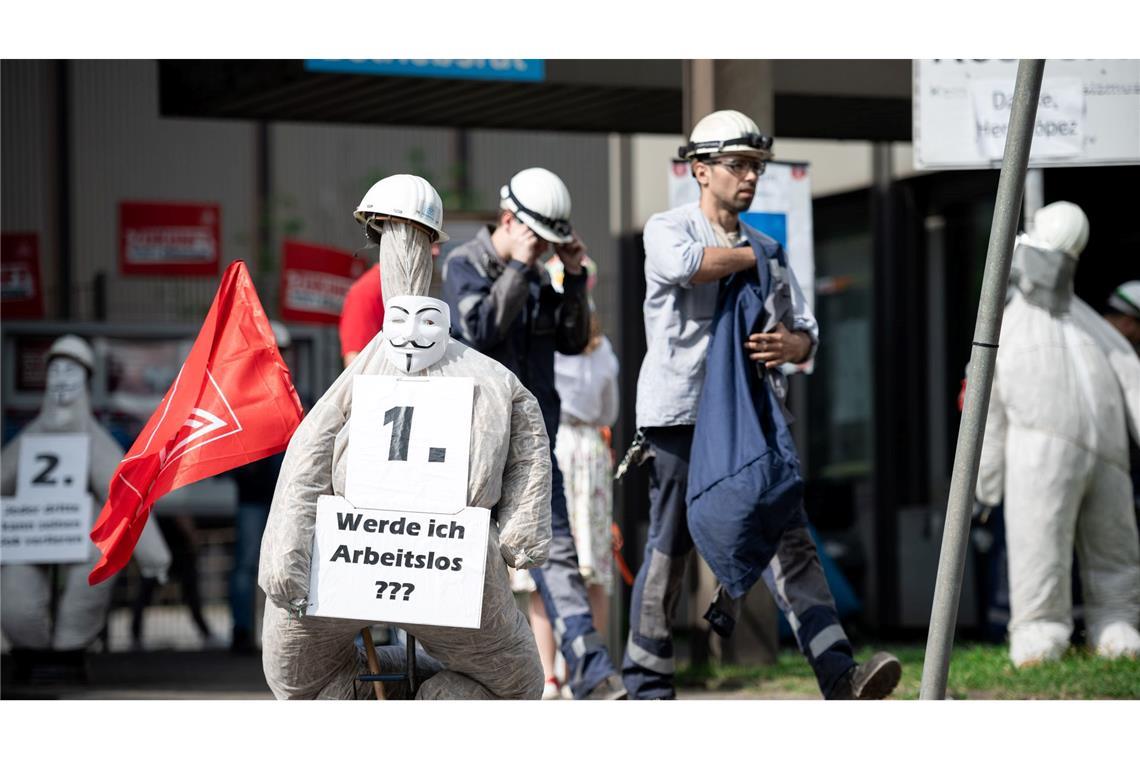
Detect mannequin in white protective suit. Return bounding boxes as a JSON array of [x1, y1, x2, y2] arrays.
[[259, 175, 551, 699], [977, 201, 1140, 667], [1, 335, 172, 679]]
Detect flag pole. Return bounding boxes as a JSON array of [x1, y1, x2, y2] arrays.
[[919, 59, 1045, 700]]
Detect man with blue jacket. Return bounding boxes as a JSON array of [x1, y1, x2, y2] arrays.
[[442, 167, 626, 699], [624, 109, 901, 700]]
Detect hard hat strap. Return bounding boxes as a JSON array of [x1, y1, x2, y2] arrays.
[[506, 185, 573, 238]]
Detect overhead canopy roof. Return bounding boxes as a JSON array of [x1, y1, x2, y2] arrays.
[[159, 60, 912, 141]]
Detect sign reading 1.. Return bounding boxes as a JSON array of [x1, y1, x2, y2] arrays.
[[309, 374, 489, 629], [345, 376, 473, 513], [1, 434, 93, 564]]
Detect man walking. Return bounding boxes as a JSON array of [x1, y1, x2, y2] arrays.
[[625, 110, 901, 700]]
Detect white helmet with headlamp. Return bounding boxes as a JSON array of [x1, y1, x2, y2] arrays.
[[679, 109, 774, 162]]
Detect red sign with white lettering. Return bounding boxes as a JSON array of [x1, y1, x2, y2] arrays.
[[1, 232, 45, 319], [279, 239, 368, 325], [119, 201, 221, 276]]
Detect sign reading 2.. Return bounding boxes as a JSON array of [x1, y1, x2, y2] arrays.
[[2, 433, 93, 565]]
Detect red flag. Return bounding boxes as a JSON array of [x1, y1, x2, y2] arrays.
[[88, 261, 304, 584]]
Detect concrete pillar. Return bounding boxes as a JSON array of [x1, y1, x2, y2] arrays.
[[715, 60, 775, 134], [681, 59, 781, 667], [683, 60, 775, 133]]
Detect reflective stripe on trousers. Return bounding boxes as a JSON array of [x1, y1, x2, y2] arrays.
[[622, 426, 856, 699], [529, 449, 618, 698]]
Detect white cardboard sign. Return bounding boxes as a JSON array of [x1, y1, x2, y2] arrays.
[[306, 495, 490, 628], [16, 434, 89, 498], [344, 375, 474, 514], [2, 434, 93, 564]]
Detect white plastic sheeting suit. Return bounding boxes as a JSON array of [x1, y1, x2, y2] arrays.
[[977, 202, 1140, 666], [1, 336, 172, 651], [259, 178, 551, 699]]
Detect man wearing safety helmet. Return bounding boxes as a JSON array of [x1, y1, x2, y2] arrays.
[[626, 110, 900, 699], [1103, 280, 1140, 532], [1104, 280, 1140, 352], [441, 168, 626, 699]]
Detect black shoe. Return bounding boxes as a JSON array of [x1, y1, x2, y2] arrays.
[[586, 674, 628, 700], [828, 651, 901, 700]]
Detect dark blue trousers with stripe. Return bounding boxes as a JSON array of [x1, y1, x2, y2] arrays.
[[621, 425, 856, 699]]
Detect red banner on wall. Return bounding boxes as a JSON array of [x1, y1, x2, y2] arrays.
[[119, 201, 221, 276], [1, 232, 45, 319], [279, 239, 368, 324]]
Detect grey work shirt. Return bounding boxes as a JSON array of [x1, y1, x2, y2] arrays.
[[635, 202, 819, 429]]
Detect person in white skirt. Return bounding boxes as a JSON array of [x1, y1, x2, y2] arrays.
[[513, 257, 620, 698]]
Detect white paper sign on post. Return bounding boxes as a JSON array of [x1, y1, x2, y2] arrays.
[[2, 434, 94, 565], [971, 77, 1084, 160], [344, 376, 474, 514], [306, 495, 490, 628], [914, 59, 1140, 169]]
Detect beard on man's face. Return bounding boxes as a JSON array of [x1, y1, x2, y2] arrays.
[[729, 195, 752, 213]]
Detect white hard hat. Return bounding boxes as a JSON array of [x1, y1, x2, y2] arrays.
[[354, 174, 448, 243], [500, 167, 574, 245], [680, 109, 774, 161], [1032, 201, 1088, 258], [47, 334, 95, 374], [1108, 281, 1140, 319], [269, 320, 292, 350]]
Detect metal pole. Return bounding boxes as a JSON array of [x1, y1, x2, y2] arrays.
[[919, 59, 1045, 700]]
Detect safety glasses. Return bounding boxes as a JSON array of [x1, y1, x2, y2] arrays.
[[703, 158, 767, 178]]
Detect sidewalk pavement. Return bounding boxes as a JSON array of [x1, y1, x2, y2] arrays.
[[1, 648, 806, 700]]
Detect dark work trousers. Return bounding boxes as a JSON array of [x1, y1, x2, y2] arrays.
[[131, 516, 212, 645], [528, 448, 618, 698], [621, 425, 857, 699]]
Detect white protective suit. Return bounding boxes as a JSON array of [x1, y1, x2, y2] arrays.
[[259, 217, 552, 700], [977, 204, 1140, 666], [1, 347, 172, 651]]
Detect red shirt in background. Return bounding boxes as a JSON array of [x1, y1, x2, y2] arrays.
[[338, 264, 384, 360]]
